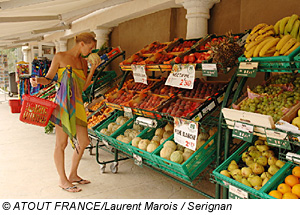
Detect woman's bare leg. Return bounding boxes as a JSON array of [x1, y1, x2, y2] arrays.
[[68, 125, 91, 184], [54, 124, 81, 192]]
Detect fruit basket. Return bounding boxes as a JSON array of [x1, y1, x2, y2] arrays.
[[212, 140, 289, 199], [129, 121, 172, 167], [105, 90, 136, 111], [139, 41, 170, 57], [152, 133, 217, 182], [123, 78, 160, 93], [94, 111, 131, 143], [110, 117, 148, 156], [238, 45, 300, 73], [150, 79, 180, 96], [262, 163, 300, 199]]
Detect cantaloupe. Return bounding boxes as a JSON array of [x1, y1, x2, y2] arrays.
[[108, 122, 117, 132], [132, 137, 141, 147], [164, 141, 177, 150], [147, 142, 159, 153], [155, 128, 164, 136], [138, 139, 150, 151], [177, 144, 185, 152], [198, 131, 209, 141], [163, 131, 173, 139], [160, 147, 175, 160], [152, 135, 162, 143], [160, 138, 166, 145], [133, 123, 144, 131], [170, 151, 184, 164], [183, 151, 193, 162], [164, 123, 174, 132], [122, 136, 132, 144]]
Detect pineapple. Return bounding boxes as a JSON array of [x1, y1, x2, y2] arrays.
[[210, 31, 244, 72]]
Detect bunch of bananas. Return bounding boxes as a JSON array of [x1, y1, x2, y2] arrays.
[[274, 14, 300, 40], [244, 16, 300, 58]]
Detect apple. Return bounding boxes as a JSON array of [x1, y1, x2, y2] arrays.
[[183, 56, 189, 64], [188, 54, 196, 63], [174, 56, 181, 64]]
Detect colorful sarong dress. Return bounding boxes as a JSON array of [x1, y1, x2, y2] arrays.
[[50, 66, 87, 149]]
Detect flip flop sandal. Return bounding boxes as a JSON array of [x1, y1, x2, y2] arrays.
[[60, 185, 82, 192], [74, 179, 91, 184]]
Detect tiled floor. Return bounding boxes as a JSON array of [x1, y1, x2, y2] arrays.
[[0, 94, 215, 199]]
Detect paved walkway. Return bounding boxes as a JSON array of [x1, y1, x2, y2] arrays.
[[0, 93, 215, 199]]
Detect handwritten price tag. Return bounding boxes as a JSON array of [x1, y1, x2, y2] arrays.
[[131, 65, 147, 85], [202, 63, 218, 77], [265, 129, 291, 150], [232, 122, 254, 142], [166, 64, 195, 89], [173, 117, 198, 151], [237, 62, 258, 78]]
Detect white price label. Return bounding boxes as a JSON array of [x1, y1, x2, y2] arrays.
[[229, 185, 248, 199], [237, 33, 249, 47], [131, 65, 147, 85], [239, 62, 259, 70], [202, 101, 216, 115], [123, 106, 133, 118], [166, 64, 195, 89], [265, 129, 287, 140], [174, 117, 198, 151], [234, 122, 254, 133], [133, 153, 143, 166], [202, 63, 217, 71]]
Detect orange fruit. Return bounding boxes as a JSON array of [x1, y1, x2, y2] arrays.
[[285, 175, 300, 187], [292, 166, 300, 178], [268, 190, 283, 199], [282, 192, 299, 199], [292, 184, 300, 198], [277, 183, 292, 194]]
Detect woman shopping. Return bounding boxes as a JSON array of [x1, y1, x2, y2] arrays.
[[30, 32, 101, 192]]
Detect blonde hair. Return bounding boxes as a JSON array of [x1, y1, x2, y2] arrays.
[[75, 32, 96, 44]]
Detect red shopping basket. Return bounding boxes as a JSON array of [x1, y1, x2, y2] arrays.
[[19, 94, 57, 127]]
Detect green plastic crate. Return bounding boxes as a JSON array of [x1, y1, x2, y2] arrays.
[[94, 111, 131, 143], [110, 117, 149, 156], [129, 121, 169, 167], [238, 45, 300, 72], [152, 133, 217, 183], [212, 141, 290, 199], [260, 164, 292, 199]]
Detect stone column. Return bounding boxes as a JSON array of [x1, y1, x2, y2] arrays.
[[59, 39, 67, 52], [54, 41, 60, 53], [182, 0, 220, 39], [21, 46, 29, 62], [93, 27, 112, 49], [38, 43, 43, 57]]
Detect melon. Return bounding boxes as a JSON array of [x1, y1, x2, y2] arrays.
[[155, 128, 164, 136], [146, 143, 159, 153], [184, 148, 194, 154], [198, 131, 209, 141], [170, 151, 184, 164], [111, 124, 121, 133], [100, 128, 111, 136], [160, 147, 175, 160], [160, 138, 166, 145], [122, 136, 132, 144], [164, 141, 177, 150], [133, 123, 144, 131], [177, 144, 185, 152], [128, 130, 140, 139], [152, 135, 162, 143], [116, 116, 124, 124], [183, 151, 193, 162], [108, 122, 117, 132], [163, 131, 173, 139], [116, 135, 125, 142], [132, 137, 141, 147], [196, 139, 206, 150], [119, 117, 129, 126], [164, 123, 174, 132], [138, 139, 150, 150]]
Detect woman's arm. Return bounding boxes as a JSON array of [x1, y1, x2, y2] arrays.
[[82, 59, 101, 91], [30, 54, 60, 87]]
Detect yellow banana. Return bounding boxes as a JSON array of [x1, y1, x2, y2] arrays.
[[280, 17, 290, 35], [286, 14, 299, 32], [284, 41, 300, 56], [284, 24, 289, 35], [249, 32, 259, 42], [253, 37, 274, 57], [266, 46, 276, 55], [259, 25, 274, 35], [250, 23, 268, 35], [274, 20, 281, 35], [276, 34, 292, 51], [260, 38, 280, 56], [280, 38, 297, 54], [297, 33, 300, 42], [246, 37, 267, 51], [255, 31, 274, 41], [274, 51, 280, 56], [290, 20, 300, 39], [245, 45, 256, 58]]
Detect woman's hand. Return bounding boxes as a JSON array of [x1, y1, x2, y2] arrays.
[[30, 77, 38, 87], [90, 58, 102, 72]]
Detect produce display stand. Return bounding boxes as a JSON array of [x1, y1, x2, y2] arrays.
[[85, 35, 247, 198], [211, 52, 300, 199]]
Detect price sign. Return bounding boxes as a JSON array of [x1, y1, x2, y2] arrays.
[[232, 122, 254, 142], [237, 62, 258, 78], [265, 129, 291, 150], [123, 106, 133, 118], [166, 64, 195, 89], [201, 101, 216, 116], [229, 185, 248, 199], [237, 33, 250, 47], [133, 153, 143, 166], [131, 65, 147, 85], [173, 117, 198, 151], [202, 63, 218, 77]]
